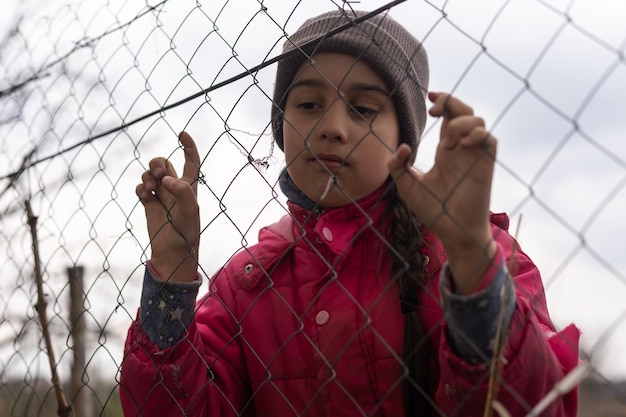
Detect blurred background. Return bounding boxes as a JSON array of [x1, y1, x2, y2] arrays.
[[0, 0, 624, 415]]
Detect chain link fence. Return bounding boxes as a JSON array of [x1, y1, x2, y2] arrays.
[[0, 0, 625, 415]]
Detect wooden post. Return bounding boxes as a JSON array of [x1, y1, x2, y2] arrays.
[[68, 265, 91, 417]]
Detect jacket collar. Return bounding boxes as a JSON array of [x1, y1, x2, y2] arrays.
[[278, 170, 446, 299], [284, 175, 392, 257], [279, 168, 321, 213]]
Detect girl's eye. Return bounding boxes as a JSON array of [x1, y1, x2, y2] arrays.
[[298, 102, 317, 110], [353, 106, 378, 118]]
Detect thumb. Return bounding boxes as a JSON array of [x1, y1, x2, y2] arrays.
[[387, 143, 413, 178], [161, 175, 197, 205], [387, 143, 427, 206]]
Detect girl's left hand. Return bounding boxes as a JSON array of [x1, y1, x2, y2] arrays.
[[388, 92, 497, 294]]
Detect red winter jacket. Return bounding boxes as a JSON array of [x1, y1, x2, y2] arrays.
[[121, 190, 580, 417]]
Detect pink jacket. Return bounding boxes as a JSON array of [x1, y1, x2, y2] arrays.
[[121, 191, 580, 416]]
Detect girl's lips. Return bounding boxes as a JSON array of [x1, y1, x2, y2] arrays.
[[313, 153, 348, 170]]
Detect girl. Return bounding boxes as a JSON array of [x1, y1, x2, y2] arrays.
[[121, 9, 579, 417]]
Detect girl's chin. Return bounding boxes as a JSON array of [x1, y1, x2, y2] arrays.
[[294, 175, 375, 208], [316, 188, 361, 208]]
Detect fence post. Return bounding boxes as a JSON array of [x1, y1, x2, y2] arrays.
[[68, 265, 91, 417]]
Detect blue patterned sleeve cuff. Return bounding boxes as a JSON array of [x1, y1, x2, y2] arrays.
[[440, 257, 516, 364], [139, 266, 202, 350]]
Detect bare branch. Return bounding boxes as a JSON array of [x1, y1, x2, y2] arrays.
[[25, 200, 73, 417]]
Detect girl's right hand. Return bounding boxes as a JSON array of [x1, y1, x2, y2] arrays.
[[136, 131, 201, 282], [387, 93, 497, 294]]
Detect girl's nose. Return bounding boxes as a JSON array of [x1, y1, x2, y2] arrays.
[[316, 98, 348, 143]]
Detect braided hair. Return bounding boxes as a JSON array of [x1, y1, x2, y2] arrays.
[[385, 185, 434, 417]]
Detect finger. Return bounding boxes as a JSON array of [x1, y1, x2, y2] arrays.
[[459, 127, 497, 154], [144, 159, 178, 204], [136, 183, 149, 202], [160, 175, 198, 214], [179, 131, 201, 192], [387, 143, 413, 174], [141, 169, 157, 192], [443, 116, 486, 149], [387, 143, 425, 189], [141, 165, 172, 192], [136, 182, 158, 206], [428, 92, 474, 119], [387, 144, 430, 216], [149, 157, 176, 180]]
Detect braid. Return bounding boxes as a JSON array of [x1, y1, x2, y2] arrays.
[[387, 186, 434, 417]]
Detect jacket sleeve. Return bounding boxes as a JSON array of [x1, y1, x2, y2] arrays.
[[435, 217, 580, 417], [120, 265, 252, 417], [440, 245, 516, 364]]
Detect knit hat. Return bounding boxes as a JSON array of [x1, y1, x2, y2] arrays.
[[271, 9, 429, 156]]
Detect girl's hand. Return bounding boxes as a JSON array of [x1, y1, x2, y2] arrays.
[[388, 92, 497, 294], [136, 131, 201, 282]]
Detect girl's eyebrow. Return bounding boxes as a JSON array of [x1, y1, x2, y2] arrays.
[[290, 78, 390, 97], [289, 78, 327, 92], [347, 82, 390, 97]]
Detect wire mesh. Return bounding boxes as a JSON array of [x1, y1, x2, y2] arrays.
[[0, 0, 625, 416]]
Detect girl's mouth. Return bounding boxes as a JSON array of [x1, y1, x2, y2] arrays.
[[313, 153, 348, 170]]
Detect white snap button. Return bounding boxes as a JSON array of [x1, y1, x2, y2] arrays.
[[244, 264, 254, 274], [423, 255, 430, 266], [321, 227, 333, 242], [315, 310, 330, 325]]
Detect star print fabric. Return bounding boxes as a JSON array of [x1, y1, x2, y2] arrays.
[[140, 264, 201, 349], [439, 253, 516, 364]]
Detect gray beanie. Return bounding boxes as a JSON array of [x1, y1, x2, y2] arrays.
[[271, 9, 429, 155]]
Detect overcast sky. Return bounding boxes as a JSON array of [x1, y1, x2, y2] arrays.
[[1, 0, 625, 388]]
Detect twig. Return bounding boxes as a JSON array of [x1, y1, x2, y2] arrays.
[[487, 214, 586, 416], [524, 363, 589, 417], [25, 200, 73, 417], [483, 215, 523, 417], [482, 275, 512, 417]]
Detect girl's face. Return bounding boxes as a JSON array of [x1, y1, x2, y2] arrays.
[[283, 52, 400, 208]]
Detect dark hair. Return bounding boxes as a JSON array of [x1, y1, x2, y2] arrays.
[[386, 185, 434, 417]]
